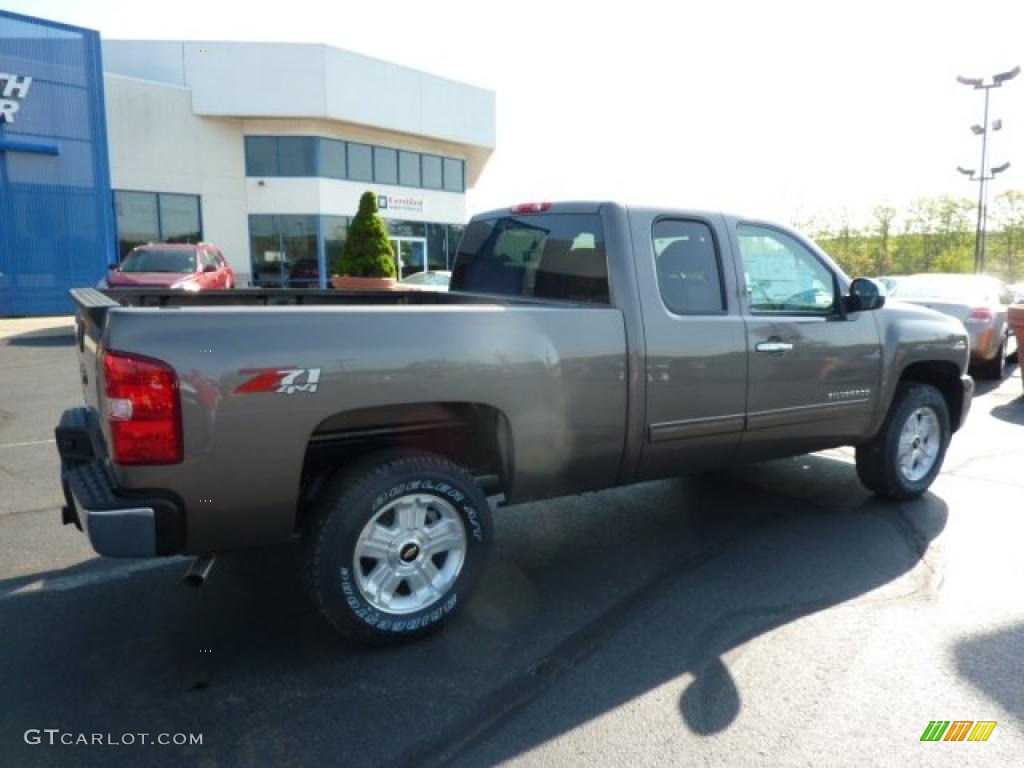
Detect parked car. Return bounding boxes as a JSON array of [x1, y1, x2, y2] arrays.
[[401, 270, 451, 291], [888, 273, 1016, 379], [58, 202, 973, 646], [101, 243, 234, 291], [877, 275, 905, 294]]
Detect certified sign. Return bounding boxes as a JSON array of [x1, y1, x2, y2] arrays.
[[0, 73, 32, 124], [377, 194, 424, 214]]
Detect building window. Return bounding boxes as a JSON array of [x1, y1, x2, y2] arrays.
[[114, 191, 202, 260], [244, 136, 316, 177], [159, 194, 202, 244], [421, 155, 443, 190], [348, 143, 373, 182], [324, 215, 350, 275], [321, 139, 347, 179], [244, 135, 468, 193], [373, 147, 398, 185], [248, 214, 320, 288], [443, 158, 464, 193], [399, 151, 420, 187], [244, 136, 277, 176], [277, 137, 317, 176]]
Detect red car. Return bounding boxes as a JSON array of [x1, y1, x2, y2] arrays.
[[102, 243, 235, 291]]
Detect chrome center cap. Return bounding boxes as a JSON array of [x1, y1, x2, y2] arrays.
[[398, 541, 421, 564]]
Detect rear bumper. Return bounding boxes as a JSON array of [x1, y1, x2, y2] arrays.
[[56, 408, 184, 557], [957, 374, 974, 431]]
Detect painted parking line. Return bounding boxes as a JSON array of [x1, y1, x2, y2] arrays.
[[0, 439, 56, 450]]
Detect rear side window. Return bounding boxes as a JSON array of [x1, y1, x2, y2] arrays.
[[450, 213, 609, 303], [653, 219, 725, 314]]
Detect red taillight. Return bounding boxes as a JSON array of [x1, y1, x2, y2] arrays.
[[511, 202, 553, 214], [103, 350, 182, 465], [967, 307, 994, 322]]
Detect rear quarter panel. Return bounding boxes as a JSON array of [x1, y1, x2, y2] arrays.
[[101, 304, 627, 552]]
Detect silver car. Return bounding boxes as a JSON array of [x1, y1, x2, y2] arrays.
[[889, 273, 1016, 379]]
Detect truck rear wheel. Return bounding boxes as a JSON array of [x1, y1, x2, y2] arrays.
[[303, 450, 492, 645], [855, 383, 950, 500]]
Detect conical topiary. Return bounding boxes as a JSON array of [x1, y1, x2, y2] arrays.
[[336, 191, 397, 278]]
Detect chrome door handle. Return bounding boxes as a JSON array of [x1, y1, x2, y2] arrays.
[[755, 341, 794, 353]]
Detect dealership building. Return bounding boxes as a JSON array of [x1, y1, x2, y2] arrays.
[[0, 10, 495, 315]]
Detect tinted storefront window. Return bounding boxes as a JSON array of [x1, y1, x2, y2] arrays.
[[399, 151, 420, 187], [158, 194, 201, 244], [114, 191, 202, 259], [348, 143, 373, 182], [421, 154, 443, 190], [249, 214, 320, 287], [277, 137, 316, 176], [114, 191, 159, 258], [373, 147, 398, 184], [244, 136, 277, 176], [321, 139, 346, 179], [324, 215, 349, 275], [443, 158, 464, 193]]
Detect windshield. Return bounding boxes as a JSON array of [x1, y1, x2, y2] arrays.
[[890, 275, 994, 303], [119, 249, 197, 274]]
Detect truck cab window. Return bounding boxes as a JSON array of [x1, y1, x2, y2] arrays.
[[451, 213, 609, 304], [652, 219, 724, 314], [737, 224, 836, 313]]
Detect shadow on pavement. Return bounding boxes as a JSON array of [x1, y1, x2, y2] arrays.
[[990, 397, 1024, 426], [954, 621, 1024, 721], [0, 454, 948, 768], [2, 326, 75, 348]]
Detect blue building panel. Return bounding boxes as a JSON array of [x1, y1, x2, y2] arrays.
[[0, 10, 114, 316]]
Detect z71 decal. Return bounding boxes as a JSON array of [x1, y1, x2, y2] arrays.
[[235, 368, 321, 395]]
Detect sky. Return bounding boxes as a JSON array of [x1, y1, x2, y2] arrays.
[[6, 0, 1024, 227]]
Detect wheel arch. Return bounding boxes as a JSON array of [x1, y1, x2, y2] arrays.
[[898, 361, 964, 433], [296, 401, 514, 528]]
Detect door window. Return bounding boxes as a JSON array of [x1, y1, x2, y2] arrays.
[[737, 224, 836, 314], [652, 219, 724, 314]]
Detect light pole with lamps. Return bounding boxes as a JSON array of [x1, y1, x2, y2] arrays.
[[957, 66, 1019, 273]]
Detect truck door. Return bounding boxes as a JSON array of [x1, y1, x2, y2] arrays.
[[731, 221, 882, 461], [633, 213, 748, 479]]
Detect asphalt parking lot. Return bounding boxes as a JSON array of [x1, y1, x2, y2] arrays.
[[1, 318, 1022, 768]]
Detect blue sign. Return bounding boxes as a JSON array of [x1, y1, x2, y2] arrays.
[[0, 10, 114, 316]]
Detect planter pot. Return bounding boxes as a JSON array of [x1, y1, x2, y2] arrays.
[[331, 274, 399, 291]]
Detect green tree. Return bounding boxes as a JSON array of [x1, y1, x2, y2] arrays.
[[335, 192, 396, 278]]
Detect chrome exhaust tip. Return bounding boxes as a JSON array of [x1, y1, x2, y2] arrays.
[[182, 554, 216, 588]]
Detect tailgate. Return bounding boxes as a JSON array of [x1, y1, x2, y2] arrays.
[[70, 288, 119, 411]]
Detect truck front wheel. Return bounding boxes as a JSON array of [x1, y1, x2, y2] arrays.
[[855, 383, 951, 500], [303, 450, 493, 645]]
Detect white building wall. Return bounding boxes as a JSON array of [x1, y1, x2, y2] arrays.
[[246, 179, 465, 224], [104, 74, 251, 278]]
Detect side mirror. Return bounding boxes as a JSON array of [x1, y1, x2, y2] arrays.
[[203, 264, 218, 273], [845, 277, 885, 312]]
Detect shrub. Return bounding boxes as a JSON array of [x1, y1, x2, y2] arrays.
[[335, 191, 396, 278]]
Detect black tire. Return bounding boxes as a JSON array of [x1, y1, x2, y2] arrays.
[[304, 450, 493, 645], [855, 383, 950, 500], [976, 341, 1006, 380]]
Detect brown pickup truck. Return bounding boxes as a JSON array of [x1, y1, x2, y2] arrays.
[[57, 202, 973, 645]]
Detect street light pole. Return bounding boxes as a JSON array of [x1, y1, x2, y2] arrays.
[[974, 87, 990, 272], [957, 66, 1019, 273]]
